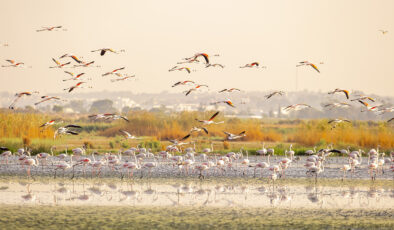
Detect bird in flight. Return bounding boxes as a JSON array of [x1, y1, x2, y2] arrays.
[[73, 61, 96, 68], [50, 58, 71, 68], [357, 100, 379, 112], [172, 80, 195, 88], [195, 111, 223, 125], [239, 62, 262, 68], [59, 54, 84, 64], [2, 59, 24, 67], [323, 102, 351, 110], [328, 119, 351, 129], [36, 26, 63, 32], [63, 72, 87, 81], [265, 91, 285, 99], [328, 89, 350, 99], [388, 117, 394, 123], [91, 48, 124, 56], [206, 63, 225, 68], [184, 84, 208, 96], [102, 67, 125, 76], [168, 66, 191, 73], [88, 114, 129, 122], [351, 95, 375, 102], [111, 75, 135, 82], [9, 91, 39, 110], [34, 96, 64, 106], [296, 61, 320, 73], [169, 134, 191, 146], [64, 82, 87, 93], [189, 126, 209, 135], [282, 104, 312, 112], [120, 130, 140, 140], [218, 88, 241, 93], [184, 53, 210, 64], [223, 131, 246, 141], [54, 125, 82, 139], [211, 100, 235, 108], [40, 119, 62, 129]]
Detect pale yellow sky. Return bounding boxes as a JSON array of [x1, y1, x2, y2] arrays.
[[0, 0, 393, 96]]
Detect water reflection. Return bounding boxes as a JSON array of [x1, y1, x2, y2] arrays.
[[0, 181, 392, 209]]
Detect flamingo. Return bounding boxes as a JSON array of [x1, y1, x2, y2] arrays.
[[120, 130, 140, 140], [63, 81, 87, 93], [54, 154, 74, 178], [205, 63, 224, 68], [195, 111, 223, 125], [0, 150, 12, 165], [23, 156, 39, 178], [172, 80, 195, 87], [296, 61, 320, 73], [91, 48, 124, 56], [189, 126, 209, 135], [218, 88, 241, 93], [102, 67, 125, 76], [211, 99, 235, 108], [253, 155, 270, 177], [265, 91, 285, 99], [50, 58, 70, 68], [59, 54, 83, 64], [239, 62, 262, 68], [36, 26, 63, 32], [9, 91, 39, 110], [34, 96, 63, 106], [282, 104, 312, 112], [241, 150, 250, 175], [2, 59, 24, 67], [328, 119, 351, 129], [223, 131, 246, 141], [328, 89, 350, 99], [184, 84, 208, 96], [63, 72, 86, 81], [168, 66, 191, 73], [111, 75, 135, 82], [324, 102, 351, 110], [54, 125, 82, 139]]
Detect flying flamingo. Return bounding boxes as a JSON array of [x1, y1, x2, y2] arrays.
[[64, 82, 88, 93], [265, 91, 285, 99], [239, 62, 263, 68], [36, 26, 63, 32], [9, 91, 39, 109], [211, 99, 235, 108], [63, 72, 87, 81], [296, 61, 320, 73], [34, 96, 63, 106], [102, 67, 125, 76], [223, 131, 246, 141], [111, 75, 135, 82], [59, 54, 83, 64], [282, 103, 312, 112], [206, 63, 224, 68], [2, 59, 24, 67], [172, 80, 195, 87], [169, 66, 191, 73], [328, 89, 350, 99], [184, 84, 208, 96], [218, 88, 241, 93], [50, 58, 70, 68], [91, 48, 124, 56], [195, 111, 223, 125]]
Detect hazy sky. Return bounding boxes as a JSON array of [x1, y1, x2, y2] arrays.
[[0, 0, 393, 96]]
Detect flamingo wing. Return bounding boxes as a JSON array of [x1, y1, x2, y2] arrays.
[[209, 111, 219, 121]]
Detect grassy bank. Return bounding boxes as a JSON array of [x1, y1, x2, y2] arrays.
[[0, 205, 392, 229]]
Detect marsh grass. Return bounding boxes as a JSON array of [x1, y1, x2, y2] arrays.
[[0, 205, 392, 229]]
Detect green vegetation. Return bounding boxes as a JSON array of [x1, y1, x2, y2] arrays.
[[0, 205, 392, 229]]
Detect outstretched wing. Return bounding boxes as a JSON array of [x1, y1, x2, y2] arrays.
[[209, 111, 219, 121], [65, 124, 82, 129], [202, 127, 209, 134], [309, 63, 320, 73], [179, 134, 191, 141]]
